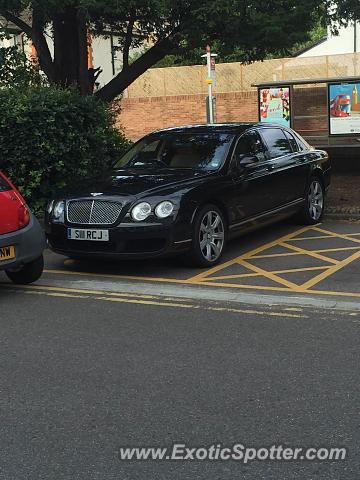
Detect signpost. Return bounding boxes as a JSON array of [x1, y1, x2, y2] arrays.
[[202, 45, 217, 124]]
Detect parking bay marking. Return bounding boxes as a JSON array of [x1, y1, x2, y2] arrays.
[[39, 224, 360, 299], [189, 225, 360, 295]]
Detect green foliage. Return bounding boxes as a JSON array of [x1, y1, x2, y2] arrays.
[[0, 86, 129, 213], [287, 22, 328, 57], [88, 0, 329, 62], [0, 0, 329, 99], [330, 0, 360, 26], [0, 44, 43, 88], [151, 20, 328, 67]]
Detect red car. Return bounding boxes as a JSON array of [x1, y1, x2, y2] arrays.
[[0, 171, 45, 284]]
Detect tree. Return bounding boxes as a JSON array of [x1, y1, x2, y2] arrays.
[[0, 86, 129, 213], [0, 42, 42, 88], [0, 0, 327, 102], [330, 0, 360, 29], [152, 21, 328, 68]]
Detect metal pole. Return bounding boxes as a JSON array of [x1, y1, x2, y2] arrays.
[[206, 45, 214, 124], [354, 21, 357, 53]]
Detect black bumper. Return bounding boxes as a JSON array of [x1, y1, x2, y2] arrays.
[[0, 215, 46, 271], [47, 222, 193, 259]]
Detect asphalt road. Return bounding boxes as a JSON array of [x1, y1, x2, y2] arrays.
[[0, 286, 358, 479]]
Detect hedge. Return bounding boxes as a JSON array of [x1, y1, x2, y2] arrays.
[[0, 86, 129, 214]]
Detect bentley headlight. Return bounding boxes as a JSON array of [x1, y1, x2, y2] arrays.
[[52, 200, 65, 223], [155, 201, 174, 219], [131, 202, 152, 221]]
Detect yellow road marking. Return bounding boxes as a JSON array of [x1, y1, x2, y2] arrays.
[[188, 279, 360, 298], [312, 226, 360, 245], [89, 296, 196, 309], [188, 226, 314, 282], [188, 224, 360, 294], [279, 242, 339, 265], [44, 268, 190, 285], [289, 234, 341, 241], [237, 258, 299, 289], [205, 306, 306, 318], [298, 248, 360, 290], [207, 266, 328, 281], [29, 224, 360, 299], [1, 283, 168, 299], [0, 284, 307, 318], [24, 290, 88, 299], [289, 232, 360, 241], [251, 246, 360, 260]]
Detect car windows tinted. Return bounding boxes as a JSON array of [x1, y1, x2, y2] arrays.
[[261, 128, 292, 158], [284, 130, 299, 152], [114, 133, 234, 171], [0, 175, 11, 192], [293, 132, 311, 151], [234, 131, 266, 162]]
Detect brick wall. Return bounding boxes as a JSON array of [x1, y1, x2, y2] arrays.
[[118, 86, 329, 142], [118, 91, 258, 141], [292, 86, 328, 136]]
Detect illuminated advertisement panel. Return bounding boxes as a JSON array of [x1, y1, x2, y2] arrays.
[[329, 82, 360, 135], [259, 86, 291, 128]]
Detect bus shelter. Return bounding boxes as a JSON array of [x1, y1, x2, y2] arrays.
[[253, 77, 360, 171]]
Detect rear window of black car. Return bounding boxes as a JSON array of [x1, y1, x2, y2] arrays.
[[114, 132, 234, 171], [293, 131, 311, 151], [0, 174, 11, 192], [260, 128, 292, 158], [284, 130, 299, 152]]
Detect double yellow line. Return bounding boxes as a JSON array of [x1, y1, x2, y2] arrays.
[[0, 283, 307, 319]]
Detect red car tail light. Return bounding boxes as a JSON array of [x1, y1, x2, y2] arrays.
[[18, 204, 30, 229]]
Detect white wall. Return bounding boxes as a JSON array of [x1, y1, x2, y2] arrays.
[[92, 35, 123, 88], [299, 23, 360, 57]]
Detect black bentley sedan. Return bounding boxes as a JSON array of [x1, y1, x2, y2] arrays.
[[46, 123, 331, 267]]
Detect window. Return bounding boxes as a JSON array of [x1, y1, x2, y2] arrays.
[[114, 133, 234, 171], [234, 130, 266, 162], [284, 130, 299, 152], [260, 128, 292, 158], [293, 131, 311, 151]]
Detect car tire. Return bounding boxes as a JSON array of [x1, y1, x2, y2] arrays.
[[188, 205, 227, 268], [297, 177, 325, 225], [5, 255, 44, 285]]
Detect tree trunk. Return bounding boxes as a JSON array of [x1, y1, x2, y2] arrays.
[[52, 6, 90, 93]]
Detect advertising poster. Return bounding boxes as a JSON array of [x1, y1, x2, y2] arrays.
[[329, 82, 360, 135], [259, 87, 291, 128]]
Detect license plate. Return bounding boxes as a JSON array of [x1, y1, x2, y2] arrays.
[[0, 245, 15, 261], [67, 228, 109, 242]]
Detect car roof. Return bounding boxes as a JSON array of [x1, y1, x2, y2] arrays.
[[152, 122, 286, 135]]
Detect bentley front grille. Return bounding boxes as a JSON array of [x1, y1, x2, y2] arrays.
[[66, 200, 122, 225]]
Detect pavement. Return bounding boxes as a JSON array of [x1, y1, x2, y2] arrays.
[[326, 174, 360, 219], [0, 218, 359, 479]]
